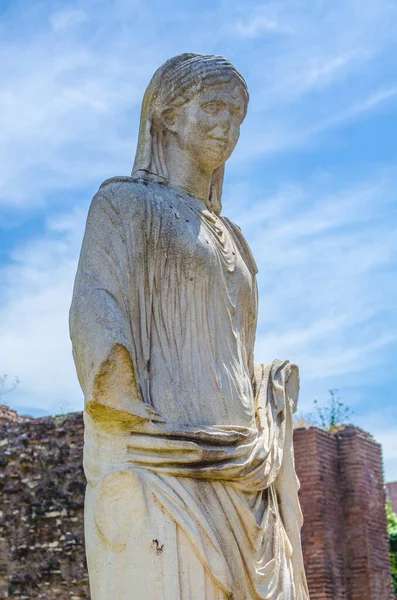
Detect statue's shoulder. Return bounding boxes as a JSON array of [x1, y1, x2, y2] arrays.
[[99, 175, 137, 191], [97, 175, 150, 204], [90, 176, 156, 218]]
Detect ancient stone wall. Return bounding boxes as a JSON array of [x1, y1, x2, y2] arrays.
[[0, 407, 88, 599], [0, 407, 393, 599]]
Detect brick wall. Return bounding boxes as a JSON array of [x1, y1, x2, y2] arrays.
[[386, 482, 397, 514], [294, 425, 393, 600], [294, 428, 347, 599], [0, 407, 393, 599]]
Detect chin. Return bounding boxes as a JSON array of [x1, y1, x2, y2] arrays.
[[202, 147, 230, 169]]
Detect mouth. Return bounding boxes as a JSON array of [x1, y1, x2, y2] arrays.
[[208, 137, 229, 148]]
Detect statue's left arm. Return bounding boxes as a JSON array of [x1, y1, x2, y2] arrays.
[[254, 361, 310, 599], [275, 365, 310, 599]]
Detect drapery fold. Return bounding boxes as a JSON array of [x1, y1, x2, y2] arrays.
[[83, 359, 308, 599]]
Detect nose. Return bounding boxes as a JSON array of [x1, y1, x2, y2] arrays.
[[215, 108, 232, 135]]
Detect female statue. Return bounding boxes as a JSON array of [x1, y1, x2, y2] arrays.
[[70, 53, 309, 600]]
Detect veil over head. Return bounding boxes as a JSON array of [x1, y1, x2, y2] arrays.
[[132, 53, 249, 214]]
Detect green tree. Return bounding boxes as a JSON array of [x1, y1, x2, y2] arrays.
[[387, 501, 397, 595], [310, 388, 354, 431]]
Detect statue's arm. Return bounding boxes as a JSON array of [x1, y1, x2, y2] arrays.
[[69, 184, 146, 423]]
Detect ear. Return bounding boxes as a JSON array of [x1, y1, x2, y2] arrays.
[[160, 107, 179, 133]]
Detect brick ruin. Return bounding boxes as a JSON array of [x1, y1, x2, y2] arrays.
[[0, 406, 393, 599], [295, 425, 393, 599], [386, 481, 397, 514]]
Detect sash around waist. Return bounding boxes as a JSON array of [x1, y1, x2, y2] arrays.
[[83, 409, 284, 492]]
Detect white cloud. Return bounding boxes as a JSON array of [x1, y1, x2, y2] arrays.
[[233, 0, 397, 99], [234, 84, 397, 160], [224, 0, 397, 162], [0, 208, 85, 414], [0, 1, 177, 209], [0, 37, 144, 207], [316, 86, 397, 129], [231, 172, 397, 387], [234, 14, 293, 38], [356, 407, 397, 481], [1, 0, 397, 210]]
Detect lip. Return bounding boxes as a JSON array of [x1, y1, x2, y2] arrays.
[[209, 137, 229, 146]]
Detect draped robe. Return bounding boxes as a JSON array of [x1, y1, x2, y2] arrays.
[[69, 177, 309, 600]]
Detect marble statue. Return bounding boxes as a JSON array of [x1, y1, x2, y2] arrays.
[[70, 53, 310, 600]]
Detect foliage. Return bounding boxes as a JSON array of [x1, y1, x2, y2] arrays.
[[0, 374, 20, 404], [309, 389, 354, 432], [387, 501, 397, 595]]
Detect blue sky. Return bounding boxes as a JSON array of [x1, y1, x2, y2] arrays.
[[0, 0, 396, 480]]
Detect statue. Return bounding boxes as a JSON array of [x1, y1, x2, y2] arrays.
[[70, 53, 310, 600]]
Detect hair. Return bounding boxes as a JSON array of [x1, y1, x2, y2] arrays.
[[131, 53, 249, 214]]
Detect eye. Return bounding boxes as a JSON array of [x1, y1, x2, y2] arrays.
[[201, 100, 223, 115], [230, 106, 244, 122]]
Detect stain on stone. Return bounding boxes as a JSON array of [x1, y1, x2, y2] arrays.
[[151, 539, 164, 554]]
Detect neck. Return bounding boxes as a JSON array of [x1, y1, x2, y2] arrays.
[[163, 135, 212, 208]]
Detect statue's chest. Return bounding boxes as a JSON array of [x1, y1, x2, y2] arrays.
[[156, 196, 253, 303]]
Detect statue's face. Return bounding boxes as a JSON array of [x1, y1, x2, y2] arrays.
[[166, 81, 246, 174]]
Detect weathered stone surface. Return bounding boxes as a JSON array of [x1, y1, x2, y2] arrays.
[[0, 407, 89, 599]]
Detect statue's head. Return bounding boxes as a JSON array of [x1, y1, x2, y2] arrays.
[[132, 53, 249, 213]]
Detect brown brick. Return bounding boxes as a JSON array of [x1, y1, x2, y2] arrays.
[[294, 425, 393, 600]]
